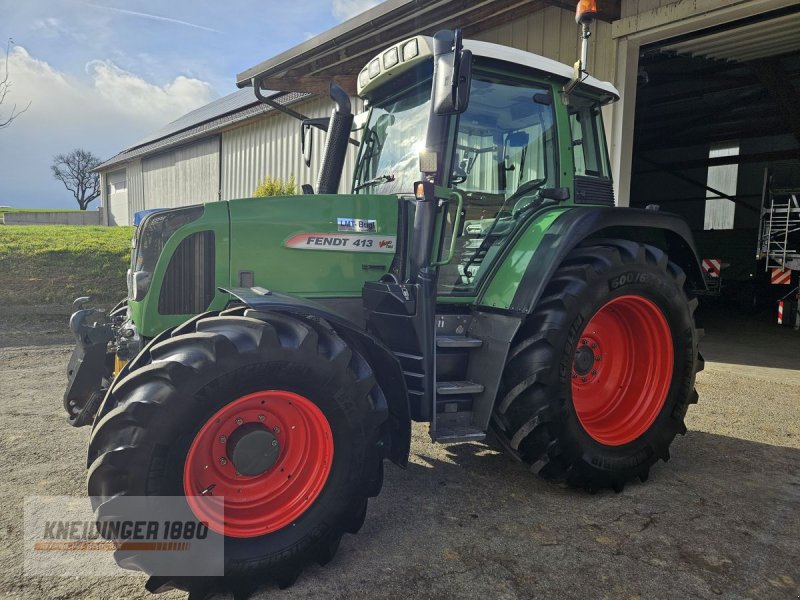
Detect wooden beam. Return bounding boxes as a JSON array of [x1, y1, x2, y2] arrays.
[[300, 0, 548, 79], [240, 0, 568, 94], [635, 156, 758, 213], [634, 121, 789, 152]]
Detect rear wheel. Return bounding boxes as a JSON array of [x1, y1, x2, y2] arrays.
[[87, 309, 387, 593], [492, 239, 701, 490]]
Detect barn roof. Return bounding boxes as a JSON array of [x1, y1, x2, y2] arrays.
[[96, 89, 309, 172]]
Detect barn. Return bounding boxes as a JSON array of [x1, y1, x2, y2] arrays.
[[96, 0, 799, 311]]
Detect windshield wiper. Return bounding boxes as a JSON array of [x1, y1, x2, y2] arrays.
[[354, 173, 395, 191]]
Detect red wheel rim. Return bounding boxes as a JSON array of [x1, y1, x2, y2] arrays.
[[183, 390, 333, 538], [571, 295, 673, 446]]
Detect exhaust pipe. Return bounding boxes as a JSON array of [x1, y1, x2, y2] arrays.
[[316, 83, 353, 194]]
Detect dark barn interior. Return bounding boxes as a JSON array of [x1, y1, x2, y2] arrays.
[[629, 6, 800, 316]]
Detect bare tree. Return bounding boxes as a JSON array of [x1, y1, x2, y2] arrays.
[[51, 149, 102, 210], [1, 38, 31, 130]]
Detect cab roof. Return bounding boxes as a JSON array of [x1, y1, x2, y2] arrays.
[[356, 35, 618, 102], [465, 39, 619, 101]]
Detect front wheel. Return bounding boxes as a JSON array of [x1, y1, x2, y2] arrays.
[[492, 239, 701, 490], [87, 309, 387, 592]]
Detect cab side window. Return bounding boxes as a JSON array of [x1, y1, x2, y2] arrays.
[[569, 100, 610, 178]]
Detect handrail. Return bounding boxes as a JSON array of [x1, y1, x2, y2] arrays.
[[431, 190, 464, 267]]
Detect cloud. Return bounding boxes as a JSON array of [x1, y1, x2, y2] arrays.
[[86, 59, 215, 118], [7, 46, 215, 127], [0, 46, 216, 208], [331, 0, 381, 21]]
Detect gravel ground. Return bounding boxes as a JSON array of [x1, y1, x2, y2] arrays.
[[0, 310, 798, 599]]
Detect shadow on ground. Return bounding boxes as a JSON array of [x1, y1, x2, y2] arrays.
[[698, 305, 800, 371], [248, 427, 800, 599]]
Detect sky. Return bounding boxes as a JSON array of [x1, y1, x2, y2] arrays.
[[0, 0, 381, 209]]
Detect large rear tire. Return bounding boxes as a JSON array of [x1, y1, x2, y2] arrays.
[[492, 239, 701, 490], [87, 308, 387, 594]]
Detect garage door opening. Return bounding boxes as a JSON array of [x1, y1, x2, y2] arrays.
[[629, 6, 800, 323]]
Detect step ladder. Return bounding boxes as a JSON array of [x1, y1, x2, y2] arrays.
[[429, 314, 487, 443]]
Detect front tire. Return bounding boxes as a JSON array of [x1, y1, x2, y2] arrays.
[[492, 239, 701, 490], [87, 309, 387, 592]]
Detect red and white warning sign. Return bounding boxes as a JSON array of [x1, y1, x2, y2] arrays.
[[702, 258, 721, 278], [778, 300, 785, 325], [770, 267, 792, 285]]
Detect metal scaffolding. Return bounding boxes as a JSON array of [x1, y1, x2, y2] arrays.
[[758, 168, 800, 272]]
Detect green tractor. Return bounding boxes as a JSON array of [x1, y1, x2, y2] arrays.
[[65, 20, 704, 595]]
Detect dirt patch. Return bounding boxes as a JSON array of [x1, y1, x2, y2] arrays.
[[0, 304, 74, 347]]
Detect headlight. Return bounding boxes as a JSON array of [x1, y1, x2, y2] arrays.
[[131, 271, 152, 302]]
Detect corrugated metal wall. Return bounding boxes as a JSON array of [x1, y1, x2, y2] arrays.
[[221, 95, 364, 199], [126, 159, 144, 218], [142, 136, 220, 209]]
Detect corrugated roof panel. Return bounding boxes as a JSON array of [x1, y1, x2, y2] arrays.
[[96, 91, 311, 171], [660, 11, 800, 63], [131, 88, 266, 148]]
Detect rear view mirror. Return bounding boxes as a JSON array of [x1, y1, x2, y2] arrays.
[[432, 30, 472, 115], [299, 117, 329, 168], [506, 131, 530, 148], [300, 122, 313, 167]]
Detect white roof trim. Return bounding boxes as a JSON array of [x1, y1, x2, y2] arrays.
[[463, 39, 619, 100]]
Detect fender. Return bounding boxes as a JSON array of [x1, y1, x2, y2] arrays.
[[94, 288, 411, 468], [491, 206, 706, 314], [222, 287, 411, 467]]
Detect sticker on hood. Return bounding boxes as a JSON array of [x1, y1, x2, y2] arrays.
[[285, 233, 395, 252]]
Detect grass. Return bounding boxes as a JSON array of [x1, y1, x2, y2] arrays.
[[0, 225, 133, 306], [0, 207, 84, 214]]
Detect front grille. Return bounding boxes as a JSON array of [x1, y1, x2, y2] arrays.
[[158, 231, 216, 315], [574, 175, 615, 206]]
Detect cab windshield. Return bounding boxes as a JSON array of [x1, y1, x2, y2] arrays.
[[353, 79, 431, 195]]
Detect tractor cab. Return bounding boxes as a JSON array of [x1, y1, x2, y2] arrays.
[[351, 34, 617, 298]]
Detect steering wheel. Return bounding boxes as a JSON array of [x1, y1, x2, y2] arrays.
[[506, 178, 546, 205], [508, 179, 548, 216]]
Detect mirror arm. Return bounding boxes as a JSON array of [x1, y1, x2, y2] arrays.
[[252, 78, 312, 122], [253, 77, 360, 147]]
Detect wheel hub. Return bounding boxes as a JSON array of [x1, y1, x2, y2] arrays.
[[572, 343, 596, 375], [227, 423, 280, 476]]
